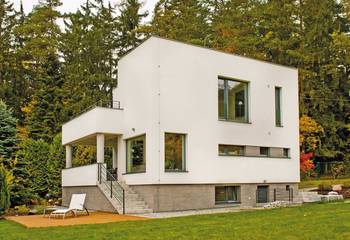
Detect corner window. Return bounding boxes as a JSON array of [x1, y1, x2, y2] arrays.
[[283, 148, 289, 158], [126, 135, 146, 173], [260, 147, 269, 156], [218, 77, 249, 122], [219, 145, 245, 156], [275, 87, 282, 126], [165, 133, 186, 171], [215, 186, 240, 204]]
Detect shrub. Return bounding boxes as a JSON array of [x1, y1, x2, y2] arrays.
[[318, 183, 332, 192], [14, 205, 30, 215], [342, 180, 350, 188], [33, 205, 45, 215], [0, 165, 11, 215]]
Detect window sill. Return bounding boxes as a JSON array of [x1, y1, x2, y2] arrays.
[[215, 201, 241, 205], [165, 170, 188, 173], [122, 171, 146, 175], [219, 155, 291, 159], [276, 125, 283, 128], [219, 119, 251, 124]]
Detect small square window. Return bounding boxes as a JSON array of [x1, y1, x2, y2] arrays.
[[283, 148, 289, 158], [260, 147, 269, 156]]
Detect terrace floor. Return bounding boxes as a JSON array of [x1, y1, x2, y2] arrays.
[[6, 212, 146, 228]]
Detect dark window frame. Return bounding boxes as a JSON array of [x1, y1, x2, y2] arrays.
[[259, 147, 270, 156], [275, 87, 282, 127], [215, 186, 241, 204], [164, 132, 187, 172], [219, 144, 245, 156], [218, 76, 249, 123], [125, 134, 146, 174]]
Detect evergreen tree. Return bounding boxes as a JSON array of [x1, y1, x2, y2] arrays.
[[61, 0, 117, 118], [16, 0, 63, 142], [116, 0, 148, 56], [149, 0, 211, 45], [0, 165, 11, 215], [0, 100, 17, 167], [47, 134, 65, 197]]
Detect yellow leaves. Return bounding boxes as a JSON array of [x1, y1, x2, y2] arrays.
[[16, 124, 29, 141], [299, 115, 324, 152], [21, 99, 37, 114]]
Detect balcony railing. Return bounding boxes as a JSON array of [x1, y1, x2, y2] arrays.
[[65, 100, 122, 124]]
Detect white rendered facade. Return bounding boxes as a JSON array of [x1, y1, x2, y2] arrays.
[[61, 37, 299, 211]]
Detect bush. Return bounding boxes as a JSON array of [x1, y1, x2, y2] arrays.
[[318, 183, 332, 192], [342, 180, 350, 188], [0, 165, 11, 215], [33, 205, 45, 215], [14, 205, 30, 215]]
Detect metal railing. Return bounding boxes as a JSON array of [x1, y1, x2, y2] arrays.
[[64, 100, 122, 124], [97, 163, 125, 214]]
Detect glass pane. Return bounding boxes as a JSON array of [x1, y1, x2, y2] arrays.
[[165, 133, 185, 171], [215, 187, 226, 202], [275, 87, 282, 126], [219, 145, 244, 156], [126, 135, 145, 173], [227, 80, 247, 121], [283, 148, 289, 157], [218, 79, 225, 119], [260, 147, 269, 156], [227, 187, 238, 202], [257, 186, 269, 203]]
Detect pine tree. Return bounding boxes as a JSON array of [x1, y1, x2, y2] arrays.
[[61, 0, 117, 118], [149, 0, 211, 46], [16, 0, 63, 142], [0, 100, 17, 167], [116, 0, 148, 56]]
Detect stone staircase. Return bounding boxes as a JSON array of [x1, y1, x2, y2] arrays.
[[98, 181, 153, 214]]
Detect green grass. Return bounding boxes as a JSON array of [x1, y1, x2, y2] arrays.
[[1, 202, 350, 240], [299, 178, 350, 189]]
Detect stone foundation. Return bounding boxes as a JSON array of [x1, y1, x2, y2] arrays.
[[131, 183, 299, 212], [62, 186, 115, 212]]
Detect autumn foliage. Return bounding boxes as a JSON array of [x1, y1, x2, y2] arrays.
[[300, 152, 315, 173]]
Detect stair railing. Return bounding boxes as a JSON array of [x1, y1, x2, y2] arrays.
[[97, 163, 125, 214]]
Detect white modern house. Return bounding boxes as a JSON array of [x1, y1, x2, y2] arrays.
[[61, 36, 300, 214]]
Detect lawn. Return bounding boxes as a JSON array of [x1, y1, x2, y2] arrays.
[[299, 177, 350, 189], [1, 203, 350, 240]]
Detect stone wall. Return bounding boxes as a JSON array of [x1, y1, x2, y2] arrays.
[[131, 183, 299, 212], [62, 186, 115, 212]]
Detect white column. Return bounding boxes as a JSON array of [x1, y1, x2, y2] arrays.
[[65, 145, 72, 168], [96, 133, 105, 164]]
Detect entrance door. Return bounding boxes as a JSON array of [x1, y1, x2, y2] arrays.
[[257, 186, 269, 203]]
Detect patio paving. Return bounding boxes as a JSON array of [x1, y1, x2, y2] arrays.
[[6, 212, 146, 228]]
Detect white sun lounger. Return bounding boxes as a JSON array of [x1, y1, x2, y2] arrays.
[[49, 194, 89, 219]]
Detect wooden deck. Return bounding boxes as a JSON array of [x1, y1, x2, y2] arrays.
[[6, 212, 146, 228]]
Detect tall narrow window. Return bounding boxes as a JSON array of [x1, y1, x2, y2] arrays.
[[165, 133, 186, 171], [126, 135, 146, 173], [275, 87, 282, 126], [218, 77, 249, 122]]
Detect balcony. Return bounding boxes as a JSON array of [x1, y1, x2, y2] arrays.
[[62, 101, 124, 145]]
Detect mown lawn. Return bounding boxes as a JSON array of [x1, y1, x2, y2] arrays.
[[299, 178, 350, 189], [1, 202, 350, 240]]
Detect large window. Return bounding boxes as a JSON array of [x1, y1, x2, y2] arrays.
[[215, 186, 240, 204], [126, 135, 146, 173], [165, 133, 186, 171], [218, 77, 249, 122], [219, 144, 245, 156], [275, 87, 282, 126]]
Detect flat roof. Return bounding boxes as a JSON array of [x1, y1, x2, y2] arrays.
[[119, 35, 298, 71]]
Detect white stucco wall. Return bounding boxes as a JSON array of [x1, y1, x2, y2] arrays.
[[116, 37, 299, 185], [62, 164, 98, 187]]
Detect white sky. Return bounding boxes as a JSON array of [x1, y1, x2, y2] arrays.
[[10, 0, 157, 20]]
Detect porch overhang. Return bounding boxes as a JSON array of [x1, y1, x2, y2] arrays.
[[62, 106, 124, 145]]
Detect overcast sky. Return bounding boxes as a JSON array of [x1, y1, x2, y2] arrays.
[[10, 0, 157, 20]]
